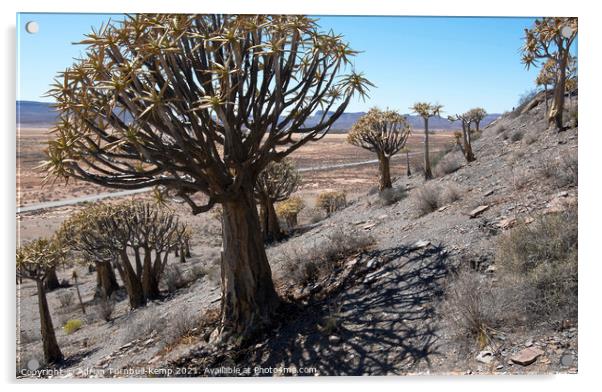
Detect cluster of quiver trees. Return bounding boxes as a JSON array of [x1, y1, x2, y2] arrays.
[[57, 202, 188, 308], [42, 14, 373, 342], [17, 202, 188, 364]]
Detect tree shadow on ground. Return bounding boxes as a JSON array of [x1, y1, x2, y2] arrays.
[[221, 244, 451, 376]]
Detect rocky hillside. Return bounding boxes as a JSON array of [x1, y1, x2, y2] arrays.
[[160, 95, 577, 376], [17, 94, 577, 378]]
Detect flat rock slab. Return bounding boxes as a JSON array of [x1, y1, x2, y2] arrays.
[[511, 347, 544, 366], [469, 205, 490, 218]]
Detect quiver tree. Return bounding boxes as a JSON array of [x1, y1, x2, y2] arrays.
[[467, 107, 487, 133], [316, 191, 347, 216], [522, 17, 577, 130], [59, 202, 186, 308], [411, 102, 443, 180], [43, 14, 371, 341], [536, 59, 557, 114], [175, 226, 192, 263], [57, 208, 120, 299], [275, 195, 305, 228], [255, 159, 301, 242], [347, 108, 411, 190], [16, 238, 65, 364], [448, 112, 476, 162]]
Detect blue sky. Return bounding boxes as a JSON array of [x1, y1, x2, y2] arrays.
[[16, 13, 571, 114]]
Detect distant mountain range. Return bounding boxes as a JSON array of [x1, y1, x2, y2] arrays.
[[17, 101, 500, 131]]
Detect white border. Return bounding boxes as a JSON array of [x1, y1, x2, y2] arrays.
[[2, 1, 599, 390]]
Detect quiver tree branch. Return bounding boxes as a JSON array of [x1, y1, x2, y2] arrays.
[[43, 14, 372, 342]]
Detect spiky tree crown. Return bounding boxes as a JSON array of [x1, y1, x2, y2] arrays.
[[56, 201, 186, 260], [522, 17, 577, 69], [276, 196, 305, 219], [44, 14, 373, 214], [255, 158, 301, 202], [347, 108, 411, 156], [467, 108, 487, 123], [411, 102, 443, 119], [16, 238, 65, 282]]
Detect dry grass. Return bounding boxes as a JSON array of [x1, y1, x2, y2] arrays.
[[57, 290, 74, 308], [279, 227, 374, 286], [95, 297, 115, 322], [413, 182, 463, 216], [442, 268, 518, 345], [510, 130, 524, 142], [434, 152, 463, 177], [121, 306, 166, 344], [539, 152, 578, 188], [496, 208, 577, 324], [378, 185, 407, 206]]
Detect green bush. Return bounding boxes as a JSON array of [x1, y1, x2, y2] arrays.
[[63, 319, 83, 335]]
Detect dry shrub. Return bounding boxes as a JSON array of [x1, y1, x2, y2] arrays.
[[378, 185, 407, 206], [162, 310, 200, 347], [523, 132, 538, 145], [95, 296, 115, 322], [538, 152, 578, 188], [496, 207, 577, 324], [305, 207, 325, 224], [511, 167, 532, 190], [435, 152, 463, 177], [19, 329, 41, 345], [280, 227, 374, 286], [121, 306, 166, 343], [495, 124, 506, 135], [163, 264, 186, 293], [413, 184, 442, 216], [510, 130, 524, 142], [413, 182, 463, 217], [57, 290, 74, 308], [440, 183, 463, 204], [442, 268, 517, 345], [557, 152, 578, 187]]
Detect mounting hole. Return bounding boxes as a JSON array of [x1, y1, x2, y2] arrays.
[[25, 21, 39, 34], [561, 26, 572, 39]]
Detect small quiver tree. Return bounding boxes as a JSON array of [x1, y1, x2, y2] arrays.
[[347, 108, 411, 190], [467, 107, 487, 133], [448, 112, 476, 162], [411, 102, 444, 180], [255, 159, 301, 243], [522, 17, 577, 130], [316, 191, 347, 216], [175, 226, 192, 263], [43, 14, 372, 341], [16, 238, 65, 364], [276, 196, 305, 229], [56, 207, 120, 300]]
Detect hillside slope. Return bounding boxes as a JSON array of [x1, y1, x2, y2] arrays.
[[163, 95, 577, 376], [20, 96, 576, 378]]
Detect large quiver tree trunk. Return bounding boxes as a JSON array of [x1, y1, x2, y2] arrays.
[[217, 183, 280, 343], [378, 154, 392, 191]]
